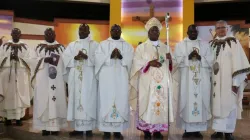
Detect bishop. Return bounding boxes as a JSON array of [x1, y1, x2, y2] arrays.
[[130, 17, 174, 139]]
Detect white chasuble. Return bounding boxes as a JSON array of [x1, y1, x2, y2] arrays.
[[32, 41, 67, 131], [0, 40, 33, 120], [173, 38, 213, 132], [63, 38, 98, 131], [211, 36, 250, 132], [130, 39, 174, 125], [95, 37, 133, 132]]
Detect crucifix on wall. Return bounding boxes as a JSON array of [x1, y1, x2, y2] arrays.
[[132, 3, 168, 24]]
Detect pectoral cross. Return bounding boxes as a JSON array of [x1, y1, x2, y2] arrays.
[[132, 4, 165, 24]]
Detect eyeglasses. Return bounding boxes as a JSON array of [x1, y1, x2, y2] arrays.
[[216, 26, 226, 30]]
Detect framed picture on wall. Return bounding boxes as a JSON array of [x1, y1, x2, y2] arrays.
[[230, 25, 249, 60], [0, 12, 13, 46], [229, 25, 250, 80]]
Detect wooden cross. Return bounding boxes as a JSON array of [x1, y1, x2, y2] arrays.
[[132, 3, 166, 24], [51, 85, 56, 90]]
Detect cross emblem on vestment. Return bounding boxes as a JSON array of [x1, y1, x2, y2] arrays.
[[194, 93, 198, 98], [52, 96, 56, 101], [51, 85, 56, 90], [132, 3, 166, 24], [213, 93, 215, 98], [214, 81, 216, 86]]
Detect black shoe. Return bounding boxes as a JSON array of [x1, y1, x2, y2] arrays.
[[153, 132, 163, 139], [16, 120, 23, 126], [42, 130, 50, 136], [114, 132, 124, 139], [182, 132, 192, 138], [193, 131, 203, 138], [103, 132, 111, 139], [143, 131, 152, 139], [225, 133, 234, 140], [51, 131, 59, 136], [69, 130, 83, 136], [86, 130, 93, 137], [211, 132, 223, 139], [4, 119, 12, 126]]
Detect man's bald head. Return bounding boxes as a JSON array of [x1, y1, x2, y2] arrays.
[[110, 24, 121, 40], [188, 24, 197, 31], [187, 24, 198, 40], [79, 23, 90, 39], [44, 28, 56, 43], [79, 23, 89, 29], [111, 24, 121, 31], [45, 28, 54, 33], [11, 28, 21, 43], [12, 28, 21, 34]]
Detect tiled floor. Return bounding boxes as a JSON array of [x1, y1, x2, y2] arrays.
[[5, 106, 250, 140]]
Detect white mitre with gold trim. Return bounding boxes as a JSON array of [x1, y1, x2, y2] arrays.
[[145, 17, 162, 31]]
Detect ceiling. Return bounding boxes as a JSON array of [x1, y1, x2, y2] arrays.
[[195, 0, 250, 22], [195, 0, 250, 3], [1, 0, 250, 23], [0, 0, 110, 21], [66, 0, 109, 3]]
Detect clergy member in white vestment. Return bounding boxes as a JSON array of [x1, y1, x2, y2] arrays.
[[130, 17, 174, 139], [0, 28, 32, 126], [63, 24, 98, 137], [173, 24, 214, 139], [210, 20, 250, 140], [31, 28, 67, 136], [95, 24, 133, 139]]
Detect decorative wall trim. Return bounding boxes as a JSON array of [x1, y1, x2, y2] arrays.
[[14, 18, 55, 26], [0, 10, 14, 16], [54, 18, 109, 25], [21, 34, 44, 40]]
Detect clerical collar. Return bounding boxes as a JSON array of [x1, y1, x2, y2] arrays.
[[8, 40, 22, 44], [150, 40, 159, 46], [43, 40, 59, 45], [184, 37, 201, 41], [107, 37, 124, 42], [78, 37, 89, 42], [216, 36, 227, 40]]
